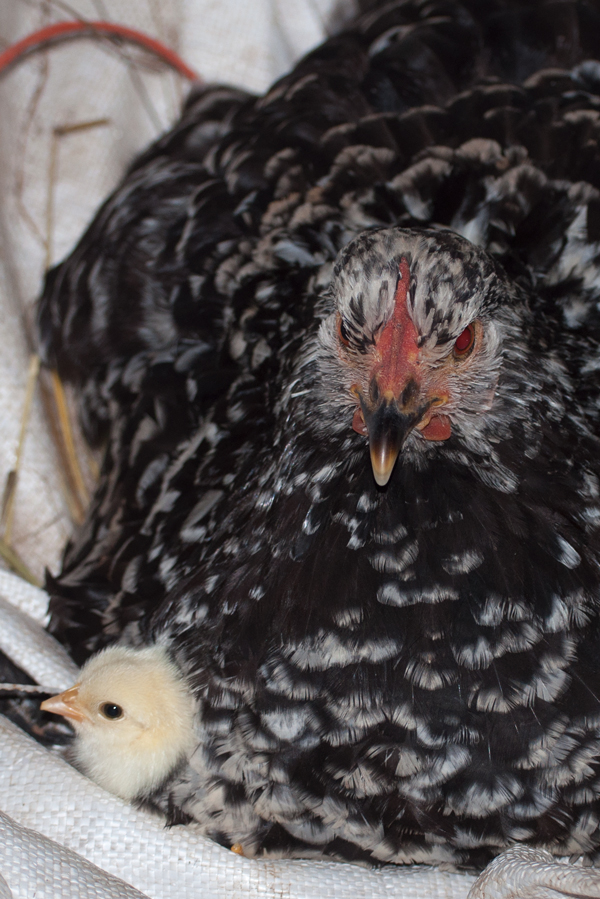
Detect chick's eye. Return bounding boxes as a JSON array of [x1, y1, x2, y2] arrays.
[[100, 702, 123, 719], [337, 315, 351, 347], [453, 324, 475, 357]]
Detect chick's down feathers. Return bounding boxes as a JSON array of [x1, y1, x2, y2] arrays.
[[37, 0, 600, 869], [41, 646, 195, 801]]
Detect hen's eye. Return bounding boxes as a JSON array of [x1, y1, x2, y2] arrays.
[[453, 324, 475, 357], [337, 315, 351, 347], [100, 702, 123, 719]]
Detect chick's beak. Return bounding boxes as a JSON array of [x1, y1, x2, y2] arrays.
[[41, 685, 88, 723]]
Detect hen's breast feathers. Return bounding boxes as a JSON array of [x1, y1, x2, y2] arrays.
[[36, 0, 600, 868]]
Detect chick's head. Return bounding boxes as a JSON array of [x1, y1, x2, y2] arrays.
[[41, 644, 196, 801]]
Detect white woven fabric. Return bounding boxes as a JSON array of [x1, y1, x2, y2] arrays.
[[466, 847, 600, 899], [0, 812, 149, 899], [0, 594, 77, 689]]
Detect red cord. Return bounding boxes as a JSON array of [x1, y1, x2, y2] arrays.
[[0, 20, 200, 81]]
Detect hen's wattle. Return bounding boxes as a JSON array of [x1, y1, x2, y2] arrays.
[[38, 0, 600, 868]]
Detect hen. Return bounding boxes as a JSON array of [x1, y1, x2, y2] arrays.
[[37, 0, 600, 869]]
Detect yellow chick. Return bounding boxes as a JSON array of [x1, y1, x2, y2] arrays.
[[40, 644, 195, 801]]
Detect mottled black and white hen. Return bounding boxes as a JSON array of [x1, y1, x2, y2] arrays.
[[37, 0, 600, 870]]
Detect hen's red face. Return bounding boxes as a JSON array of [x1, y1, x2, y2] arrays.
[[341, 257, 481, 485]]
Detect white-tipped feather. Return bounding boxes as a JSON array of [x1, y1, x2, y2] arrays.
[[41, 645, 195, 801]]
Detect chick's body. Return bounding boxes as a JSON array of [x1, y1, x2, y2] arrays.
[[38, 0, 600, 870], [42, 646, 196, 801]]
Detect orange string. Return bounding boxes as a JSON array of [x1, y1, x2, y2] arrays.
[[0, 20, 200, 81]]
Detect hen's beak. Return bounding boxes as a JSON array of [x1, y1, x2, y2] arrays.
[[357, 387, 433, 486], [41, 685, 88, 723]]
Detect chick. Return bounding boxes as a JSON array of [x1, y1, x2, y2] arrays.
[[40, 644, 195, 801]]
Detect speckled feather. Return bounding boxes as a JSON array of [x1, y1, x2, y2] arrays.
[[38, 0, 600, 869]]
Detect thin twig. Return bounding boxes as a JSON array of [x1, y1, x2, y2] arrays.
[[37, 370, 85, 524], [50, 369, 89, 510], [0, 537, 42, 587], [0, 683, 61, 694], [45, 118, 110, 270]]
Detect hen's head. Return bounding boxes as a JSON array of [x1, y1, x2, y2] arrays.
[[317, 227, 525, 485]]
